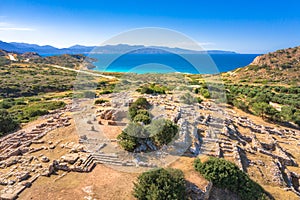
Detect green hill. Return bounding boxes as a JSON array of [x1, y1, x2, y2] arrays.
[[224, 46, 300, 85]]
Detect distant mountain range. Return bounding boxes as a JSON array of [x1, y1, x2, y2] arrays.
[[0, 40, 237, 55]]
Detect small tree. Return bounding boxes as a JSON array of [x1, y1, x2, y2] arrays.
[[94, 99, 108, 104], [117, 130, 138, 152], [0, 109, 19, 136], [134, 97, 151, 109], [133, 168, 186, 200], [194, 157, 270, 200], [129, 98, 151, 120], [149, 119, 178, 146], [133, 114, 151, 125], [252, 102, 277, 119]]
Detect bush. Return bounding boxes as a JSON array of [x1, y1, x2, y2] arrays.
[[149, 119, 178, 146], [99, 90, 113, 95], [133, 168, 186, 200], [0, 99, 14, 109], [180, 93, 197, 104], [194, 157, 270, 200], [26, 109, 49, 118], [19, 101, 65, 122], [83, 91, 96, 98], [201, 88, 210, 98], [139, 84, 166, 94], [197, 97, 203, 104], [94, 99, 108, 104], [0, 109, 19, 136], [233, 99, 249, 112], [251, 102, 278, 119], [134, 97, 151, 109], [117, 124, 140, 152], [129, 98, 151, 120], [133, 114, 151, 125], [129, 104, 139, 120]]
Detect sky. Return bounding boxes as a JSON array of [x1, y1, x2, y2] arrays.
[[0, 0, 300, 53]]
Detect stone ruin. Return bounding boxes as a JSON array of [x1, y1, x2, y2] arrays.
[[0, 105, 72, 200]]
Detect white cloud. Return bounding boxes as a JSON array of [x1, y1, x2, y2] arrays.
[[0, 27, 35, 31], [0, 22, 10, 26], [0, 21, 35, 31], [197, 42, 215, 46]]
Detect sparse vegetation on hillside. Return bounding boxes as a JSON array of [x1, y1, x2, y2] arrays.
[[0, 96, 66, 135], [30, 54, 96, 69], [0, 64, 77, 98], [195, 81, 300, 126], [133, 168, 186, 200], [223, 46, 300, 85]]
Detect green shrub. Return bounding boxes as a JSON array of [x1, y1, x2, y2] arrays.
[[194, 157, 270, 200], [197, 97, 203, 104], [99, 90, 113, 95], [149, 119, 178, 146], [134, 97, 151, 109], [129, 98, 151, 120], [133, 168, 186, 200], [83, 91, 96, 98], [0, 109, 19, 136], [26, 109, 49, 118], [251, 102, 278, 119], [201, 88, 210, 98], [139, 84, 166, 94], [117, 132, 137, 152], [180, 93, 197, 104], [233, 99, 249, 112], [94, 99, 108, 104], [133, 114, 151, 125]]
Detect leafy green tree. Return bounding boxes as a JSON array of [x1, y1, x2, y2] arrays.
[[133, 114, 151, 125], [251, 102, 277, 119], [255, 93, 270, 103], [280, 106, 295, 121], [117, 130, 138, 152], [0, 109, 19, 136], [129, 98, 151, 120], [134, 97, 151, 109], [128, 104, 139, 120], [293, 111, 300, 126], [194, 157, 270, 200], [233, 99, 249, 112], [148, 119, 178, 146], [133, 168, 186, 200]]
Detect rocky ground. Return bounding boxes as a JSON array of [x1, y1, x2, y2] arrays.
[[0, 92, 299, 199]]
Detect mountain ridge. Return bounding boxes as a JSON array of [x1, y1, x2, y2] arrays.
[[0, 40, 237, 55]]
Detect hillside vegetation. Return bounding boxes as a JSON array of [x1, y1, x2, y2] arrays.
[[0, 63, 77, 98], [223, 46, 300, 85]]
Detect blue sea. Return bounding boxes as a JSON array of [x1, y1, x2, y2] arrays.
[[89, 54, 259, 74]]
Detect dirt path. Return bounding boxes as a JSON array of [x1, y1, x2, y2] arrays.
[[51, 64, 116, 79]]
